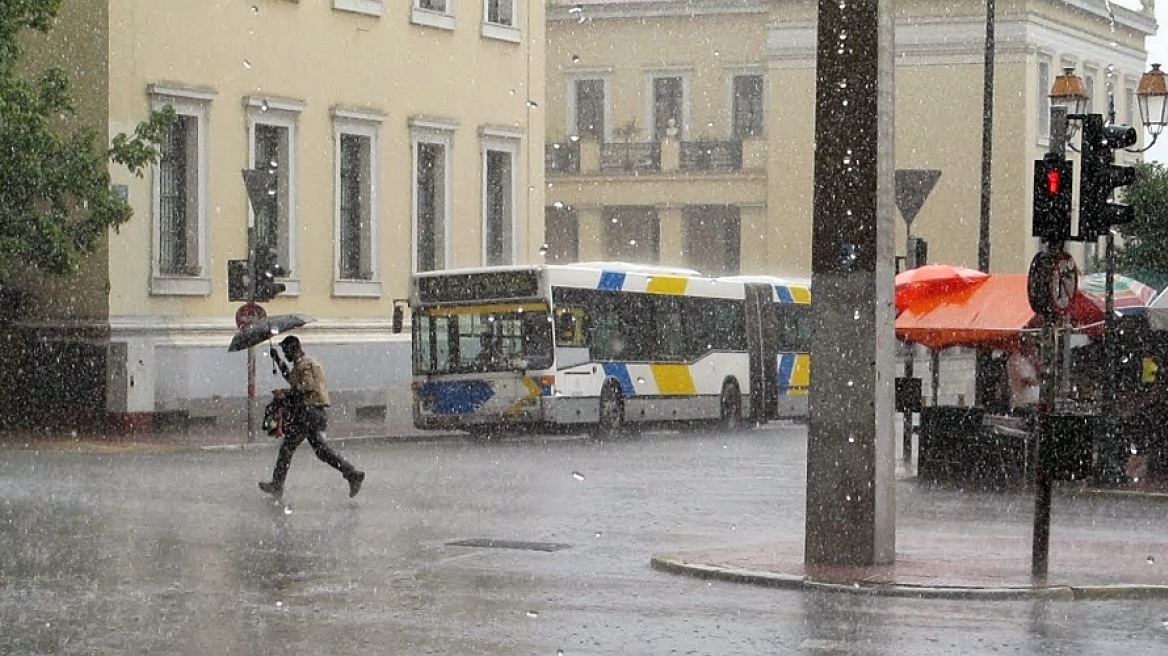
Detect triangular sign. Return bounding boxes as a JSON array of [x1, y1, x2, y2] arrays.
[[895, 169, 941, 227]]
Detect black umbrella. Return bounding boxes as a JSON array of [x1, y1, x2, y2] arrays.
[[228, 314, 315, 352]]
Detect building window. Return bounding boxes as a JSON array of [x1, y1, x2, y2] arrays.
[[486, 0, 513, 25], [1038, 60, 1051, 139], [412, 121, 454, 272], [333, 108, 383, 295], [603, 207, 659, 263], [482, 0, 520, 41], [1125, 83, 1137, 129], [732, 75, 764, 138], [684, 206, 740, 276], [413, 0, 454, 30], [247, 97, 303, 294], [148, 85, 214, 296], [483, 134, 520, 263], [338, 135, 369, 280], [1085, 68, 1097, 115], [574, 79, 606, 140], [545, 206, 578, 263], [333, 0, 383, 17], [653, 76, 684, 140]]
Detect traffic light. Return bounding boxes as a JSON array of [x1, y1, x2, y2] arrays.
[[253, 244, 286, 302], [227, 259, 251, 302], [1032, 154, 1073, 241], [1077, 114, 1137, 241]]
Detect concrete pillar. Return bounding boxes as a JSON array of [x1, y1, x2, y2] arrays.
[[658, 207, 685, 267], [805, 0, 897, 567], [577, 206, 605, 260]]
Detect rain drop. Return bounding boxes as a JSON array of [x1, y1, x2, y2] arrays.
[[276, 601, 284, 607], [628, 239, 637, 246], [571, 54, 581, 63], [243, 59, 252, 69], [848, 436, 856, 443], [845, 495, 853, 501], [568, 4, 583, 13], [251, 5, 259, 13], [509, 89, 516, 96], [731, 524, 737, 531], [594, 532, 602, 538], [572, 471, 585, 481], [260, 99, 270, 112], [553, 201, 566, 209], [539, 243, 550, 256], [847, 380, 854, 387], [525, 610, 539, 618], [283, 505, 292, 515], [636, 377, 645, 384], [853, 310, 860, 320], [558, 651, 566, 656], [527, 100, 539, 108], [1148, 556, 1157, 565], [569, 135, 580, 143]]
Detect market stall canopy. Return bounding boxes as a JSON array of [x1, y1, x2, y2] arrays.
[[1076, 273, 1157, 318], [894, 264, 989, 314], [1148, 288, 1168, 331], [895, 275, 1038, 352]]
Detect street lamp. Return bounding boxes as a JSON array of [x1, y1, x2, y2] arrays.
[[1050, 64, 1168, 152], [1048, 67, 1089, 142]]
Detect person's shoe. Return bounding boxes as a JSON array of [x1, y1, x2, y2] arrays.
[[258, 481, 283, 497], [346, 471, 365, 498]]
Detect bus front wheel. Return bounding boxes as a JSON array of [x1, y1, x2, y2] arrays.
[[719, 380, 742, 431], [593, 382, 625, 440]]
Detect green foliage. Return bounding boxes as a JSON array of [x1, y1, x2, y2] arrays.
[[1114, 161, 1168, 281], [0, 0, 174, 280]]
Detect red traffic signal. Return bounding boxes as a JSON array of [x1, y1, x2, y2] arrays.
[[1032, 156, 1074, 242]]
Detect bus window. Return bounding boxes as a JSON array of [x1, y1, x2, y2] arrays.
[[554, 307, 587, 346]]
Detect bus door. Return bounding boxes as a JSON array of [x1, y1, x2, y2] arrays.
[[743, 283, 775, 422]]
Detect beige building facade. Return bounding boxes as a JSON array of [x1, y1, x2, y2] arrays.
[[6, 0, 546, 432], [544, 0, 1154, 279]]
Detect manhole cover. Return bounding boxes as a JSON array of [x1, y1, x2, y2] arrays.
[[446, 538, 571, 552]]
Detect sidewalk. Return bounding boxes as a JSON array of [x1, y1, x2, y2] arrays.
[[654, 471, 1168, 600]]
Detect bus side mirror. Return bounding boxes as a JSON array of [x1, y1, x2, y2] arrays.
[[392, 300, 406, 334]]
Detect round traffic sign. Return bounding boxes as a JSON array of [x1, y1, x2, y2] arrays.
[[1027, 251, 1078, 318], [235, 302, 266, 330]]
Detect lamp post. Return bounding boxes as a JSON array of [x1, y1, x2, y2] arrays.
[[1047, 65, 1168, 489]]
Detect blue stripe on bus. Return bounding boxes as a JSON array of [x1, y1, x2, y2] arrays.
[[776, 353, 796, 391], [774, 285, 794, 304], [601, 362, 636, 397], [597, 271, 626, 291], [417, 380, 495, 415]]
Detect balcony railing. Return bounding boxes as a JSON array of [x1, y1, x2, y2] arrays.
[[545, 142, 580, 174], [600, 142, 661, 172], [680, 140, 743, 172]]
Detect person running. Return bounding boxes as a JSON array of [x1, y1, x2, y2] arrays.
[[259, 335, 365, 498]]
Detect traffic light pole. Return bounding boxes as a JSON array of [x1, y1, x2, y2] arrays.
[[246, 223, 257, 443]]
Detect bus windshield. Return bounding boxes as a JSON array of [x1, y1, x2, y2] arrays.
[[413, 304, 553, 374]]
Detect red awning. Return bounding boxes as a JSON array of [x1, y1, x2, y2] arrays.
[[895, 275, 1038, 352]]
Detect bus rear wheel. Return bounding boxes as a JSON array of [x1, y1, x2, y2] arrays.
[[719, 380, 742, 431], [593, 382, 625, 440]]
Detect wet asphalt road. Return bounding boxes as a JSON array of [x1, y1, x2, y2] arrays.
[[1, 424, 1167, 655]]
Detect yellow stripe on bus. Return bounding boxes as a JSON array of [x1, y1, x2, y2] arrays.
[[651, 364, 696, 395], [646, 276, 688, 295], [423, 302, 547, 317], [788, 353, 811, 395], [787, 287, 812, 304]]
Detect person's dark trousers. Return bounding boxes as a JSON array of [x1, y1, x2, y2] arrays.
[[270, 405, 356, 487]]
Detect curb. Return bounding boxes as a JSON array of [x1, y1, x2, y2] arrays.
[[650, 554, 1168, 601]]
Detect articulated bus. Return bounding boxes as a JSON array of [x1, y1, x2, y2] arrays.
[[406, 262, 811, 436]]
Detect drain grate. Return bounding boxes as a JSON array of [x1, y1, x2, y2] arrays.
[[446, 538, 571, 552]]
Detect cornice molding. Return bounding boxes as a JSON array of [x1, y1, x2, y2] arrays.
[[548, 0, 767, 21]]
